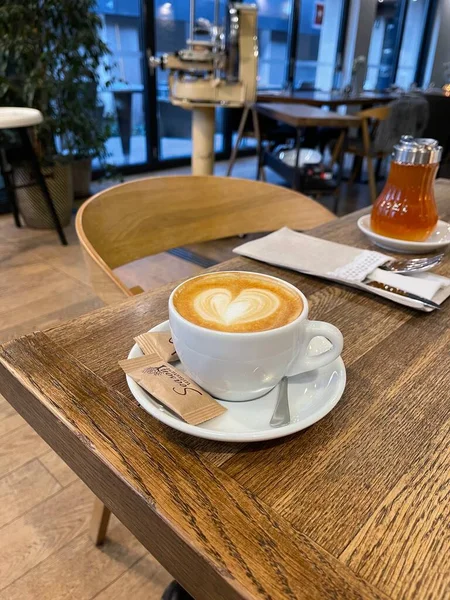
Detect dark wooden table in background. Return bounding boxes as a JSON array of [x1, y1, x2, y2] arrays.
[[256, 90, 398, 108], [1, 181, 449, 600], [255, 103, 361, 197], [255, 102, 361, 129]]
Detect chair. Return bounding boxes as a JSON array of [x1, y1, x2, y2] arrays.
[[0, 107, 67, 244], [77, 175, 335, 544], [345, 105, 391, 203], [76, 175, 335, 306]]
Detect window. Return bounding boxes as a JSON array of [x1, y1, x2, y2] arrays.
[[365, 0, 435, 91], [154, 0, 225, 159], [365, 0, 403, 90], [95, 0, 148, 167], [295, 0, 347, 91], [91, 0, 379, 174], [255, 0, 291, 89], [395, 0, 430, 89]]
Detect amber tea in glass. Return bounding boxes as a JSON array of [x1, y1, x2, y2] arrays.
[[371, 137, 442, 242]]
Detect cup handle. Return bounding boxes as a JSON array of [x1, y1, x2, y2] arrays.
[[285, 321, 344, 376]]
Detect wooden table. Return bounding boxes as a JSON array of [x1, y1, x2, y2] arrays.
[[257, 90, 397, 108], [1, 181, 449, 600], [255, 103, 361, 199], [255, 103, 360, 130]]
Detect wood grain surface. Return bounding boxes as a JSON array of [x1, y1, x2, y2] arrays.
[[255, 103, 361, 128], [76, 175, 334, 304], [1, 180, 449, 600]]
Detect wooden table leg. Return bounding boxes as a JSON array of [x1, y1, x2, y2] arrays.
[[361, 119, 377, 203], [251, 108, 266, 182], [0, 150, 21, 227], [331, 130, 345, 164], [348, 156, 362, 186], [162, 581, 194, 600], [292, 129, 302, 191], [227, 105, 249, 177], [89, 497, 111, 546], [332, 130, 346, 214]]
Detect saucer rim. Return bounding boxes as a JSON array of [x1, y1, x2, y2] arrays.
[[125, 320, 346, 443], [357, 215, 450, 250]]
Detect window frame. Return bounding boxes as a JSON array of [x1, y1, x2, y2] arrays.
[[92, 0, 436, 179]]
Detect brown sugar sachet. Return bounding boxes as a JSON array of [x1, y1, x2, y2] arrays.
[[134, 332, 178, 362], [120, 353, 226, 425]]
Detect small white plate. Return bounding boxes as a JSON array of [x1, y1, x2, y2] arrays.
[[125, 321, 346, 443], [358, 214, 450, 254]]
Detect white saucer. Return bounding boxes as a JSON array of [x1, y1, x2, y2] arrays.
[[125, 321, 346, 443], [358, 215, 450, 254]]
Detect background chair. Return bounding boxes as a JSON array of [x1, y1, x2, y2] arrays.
[[345, 105, 391, 203], [77, 175, 335, 306], [77, 174, 335, 544], [422, 93, 450, 178], [0, 107, 67, 244], [346, 93, 431, 203]]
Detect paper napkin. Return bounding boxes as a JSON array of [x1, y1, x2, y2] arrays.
[[233, 228, 450, 311]]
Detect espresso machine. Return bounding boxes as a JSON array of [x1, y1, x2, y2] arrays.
[[148, 1, 258, 175]]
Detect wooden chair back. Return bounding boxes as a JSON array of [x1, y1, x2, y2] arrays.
[[356, 105, 391, 148], [76, 175, 335, 304], [356, 105, 391, 121], [354, 105, 392, 203]]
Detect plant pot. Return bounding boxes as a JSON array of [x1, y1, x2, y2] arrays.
[[13, 161, 74, 229], [72, 157, 92, 199]]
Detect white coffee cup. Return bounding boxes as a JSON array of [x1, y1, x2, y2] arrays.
[[169, 271, 343, 401]]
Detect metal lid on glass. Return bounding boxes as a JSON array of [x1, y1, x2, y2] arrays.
[[393, 135, 442, 165]]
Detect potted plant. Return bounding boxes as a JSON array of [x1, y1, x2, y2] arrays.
[[0, 0, 114, 227], [58, 81, 114, 199]]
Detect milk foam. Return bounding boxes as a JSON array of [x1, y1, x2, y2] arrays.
[[193, 287, 280, 326], [173, 272, 303, 333]]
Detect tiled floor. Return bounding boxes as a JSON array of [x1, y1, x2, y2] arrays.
[[0, 217, 177, 599]]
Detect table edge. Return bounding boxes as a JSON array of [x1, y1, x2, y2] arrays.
[[0, 331, 390, 600]]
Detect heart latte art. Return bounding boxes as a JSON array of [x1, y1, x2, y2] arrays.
[[194, 287, 280, 326], [173, 272, 303, 333]]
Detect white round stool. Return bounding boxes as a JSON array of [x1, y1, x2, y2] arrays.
[[0, 107, 43, 129], [0, 107, 67, 245]]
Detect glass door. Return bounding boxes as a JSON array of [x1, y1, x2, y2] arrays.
[[153, 0, 226, 161], [254, 0, 291, 89], [95, 0, 149, 168], [395, 0, 432, 89], [92, 0, 358, 173], [93, 0, 231, 171], [154, 1, 191, 160], [294, 0, 348, 91], [365, 0, 403, 90], [365, 0, 435, 91]]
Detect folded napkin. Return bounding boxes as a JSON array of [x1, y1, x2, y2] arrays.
[[233, 228, 450, 311]]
